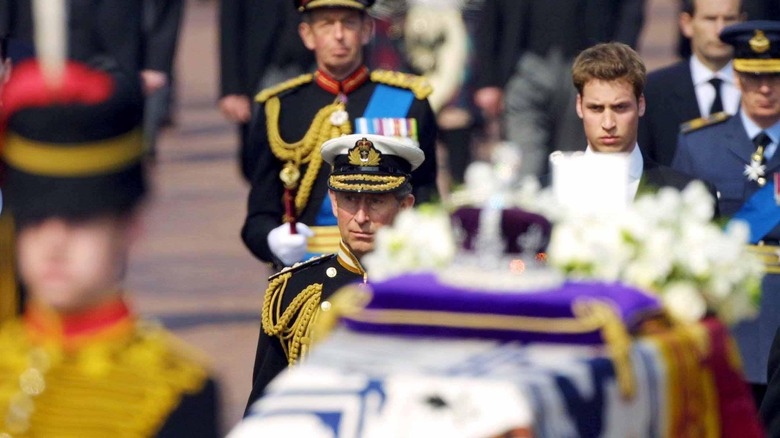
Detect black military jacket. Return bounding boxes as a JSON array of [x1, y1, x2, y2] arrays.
[[245, 250, 365, 413]]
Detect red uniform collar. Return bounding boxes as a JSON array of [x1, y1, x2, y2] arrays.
[[315, 66, 369, 95], [24, 296, 135, 350]]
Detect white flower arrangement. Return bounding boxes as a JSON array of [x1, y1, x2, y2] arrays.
[[541, 181, 764, 325], [363, 205, 458, 281], [364, 144, 763, 326]]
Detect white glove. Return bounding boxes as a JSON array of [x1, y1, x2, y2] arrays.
[[267, 222, 315, 266]]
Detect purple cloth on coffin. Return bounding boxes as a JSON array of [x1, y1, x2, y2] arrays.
[[452, 207, 552, 254], [340, 274, 662, 344]]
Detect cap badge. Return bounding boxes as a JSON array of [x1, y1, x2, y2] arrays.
[[750, 30, 770, 54], [348, 137, 382, 166]]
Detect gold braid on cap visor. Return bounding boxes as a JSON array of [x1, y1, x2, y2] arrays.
[[734, 58, 780, 73], [300, 0, 368, 11], [328, 174, 407, 192], [2, 129, 144, 177]]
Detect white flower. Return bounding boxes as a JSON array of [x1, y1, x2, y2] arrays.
[[681, 181, 716, 222], [545, 183, 763, 325], [662, 282, 707, 323], [363, 207, 456, 281]]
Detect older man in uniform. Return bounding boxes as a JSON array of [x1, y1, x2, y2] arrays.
[[241, 0, 438, 269], [672, 21, 780, 404], [244, 133, 422, 411]]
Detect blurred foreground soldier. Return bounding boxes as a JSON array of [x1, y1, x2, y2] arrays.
[[673, 20, 780, 403], [245, 133, 421, 411], [0, 61, 218, 437], [241, 0, 438, 268], [0, 36, 18, 322], [640, 0, 744, 166], [572, 42, 717, 197]]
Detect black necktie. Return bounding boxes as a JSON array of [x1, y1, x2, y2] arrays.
[[754, 131, 772, 161], [709, 77, 724, 115]]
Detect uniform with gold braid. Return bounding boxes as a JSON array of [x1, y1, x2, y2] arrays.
[[241, 28, 438, 267], [245, 134, 424, 410], [0, 60, 218, 438]]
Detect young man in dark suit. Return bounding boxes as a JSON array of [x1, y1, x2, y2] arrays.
[[473, 0, 646, 178], [571, 42, 715, 197], [639, 0, 744, 166]]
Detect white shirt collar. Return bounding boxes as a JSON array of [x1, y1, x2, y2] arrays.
[[690, 56, 734, 86]]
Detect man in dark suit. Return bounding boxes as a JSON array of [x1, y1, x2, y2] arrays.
[[218, 0, 313, 181], [570, 42, 713, 198], [142, 0, 185, 158], [639, 0, 745, 166], [673, 21, 780, 405], [473, 0, 645, 178]]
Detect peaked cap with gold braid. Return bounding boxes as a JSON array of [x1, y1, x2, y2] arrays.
[[321, 133, 425, 193], [720, 20, 780, 73], [0, 60, 145, 223]]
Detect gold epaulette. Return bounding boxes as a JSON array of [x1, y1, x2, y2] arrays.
[[268, 253, 335, 281], [255, 73, 314, 103], [0, 320, 210, 437], [262, 254, 333, 364], [680, 111, 731, 134], [370, 69, 433, 100]]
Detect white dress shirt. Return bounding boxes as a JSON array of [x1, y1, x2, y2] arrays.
[[690, 56, 740, 117]]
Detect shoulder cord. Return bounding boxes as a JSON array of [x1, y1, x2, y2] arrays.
[[265, 97, 352, 215], [261, 273, 324, 364]]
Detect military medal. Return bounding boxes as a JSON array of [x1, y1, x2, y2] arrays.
[[744, 149, 767, 185]]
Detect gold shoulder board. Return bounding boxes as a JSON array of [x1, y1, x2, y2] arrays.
[[680, 111, 731, 134], [370, 69, 433, 100], [255, 73, 314, 103], [268, 253, 335, 281]]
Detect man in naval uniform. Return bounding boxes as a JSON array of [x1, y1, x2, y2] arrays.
[[244, 133, 422, 411], [241, 0, 438, 269], [672, 20, 780, 405], [0, 60, 218, 437]]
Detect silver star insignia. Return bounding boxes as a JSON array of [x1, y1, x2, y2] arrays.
[[744, 161, 766, 182]]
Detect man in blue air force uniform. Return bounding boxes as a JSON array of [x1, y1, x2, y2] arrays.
[[672, 20, 780, 403], [241, 0, 438, 269]]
